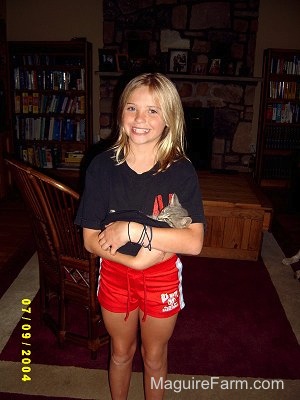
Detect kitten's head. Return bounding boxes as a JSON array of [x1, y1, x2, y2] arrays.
[[157, 193, 192, 228]]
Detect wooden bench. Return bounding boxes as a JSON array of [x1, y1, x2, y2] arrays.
[[198, 171, 273, 261]]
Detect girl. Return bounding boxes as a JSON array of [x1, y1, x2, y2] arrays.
[[75, 72, 205, 399]]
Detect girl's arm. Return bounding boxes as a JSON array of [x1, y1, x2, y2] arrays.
[[97, 220, 204, 257], [82, 227, 166, 269]]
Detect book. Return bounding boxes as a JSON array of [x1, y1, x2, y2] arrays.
[[60, 96, 69, 113], [34, 146, 42, 168], [48, 117, 55, 140], [45, 148, 53, 168], [14, 68, 20, 89], [27, 147, 35, 165], [22, 148, 28, 163], [22, 92, 29, 113], [63, 119, 74, 141], [52, 118, 61, 141], [32, 93, 39, 113], [40, 117, 45, 140], [14, 95, 21, 113], [34, 117, 41, 140], [28, 94, 33, 113]]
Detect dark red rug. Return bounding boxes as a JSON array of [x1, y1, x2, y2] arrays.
[[0, 194, 36, 298], [1, 256, 300, 379], [0, 395, 87, 400]]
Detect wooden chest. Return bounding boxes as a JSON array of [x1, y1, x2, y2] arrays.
[[198, 172, 273, 261]]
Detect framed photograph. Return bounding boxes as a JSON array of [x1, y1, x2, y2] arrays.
[[98, 49, 117, 72], [116, 54, 129, 72], [208, 58, 221, 76], [191, 54, 208, 75], [168, 49, 189, 73], [224, 60, 235, 76], [235, 61, 243, 76], [191, 62, 208, 75]]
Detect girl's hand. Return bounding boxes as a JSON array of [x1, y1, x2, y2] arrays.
[[98, 221, 129, 255]]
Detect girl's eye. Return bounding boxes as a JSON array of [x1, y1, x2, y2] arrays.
[[126, 106, 135, 111], [149, 108, 158, 114]]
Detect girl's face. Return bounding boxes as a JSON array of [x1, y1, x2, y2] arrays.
[[122, 85, 166, 148]]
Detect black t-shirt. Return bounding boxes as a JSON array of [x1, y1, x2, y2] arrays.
[[75, 149, 205, 255]]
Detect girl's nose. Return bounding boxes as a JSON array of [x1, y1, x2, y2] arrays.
[[134, 110, 146, 122]]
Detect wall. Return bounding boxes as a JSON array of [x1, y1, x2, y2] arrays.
[[6, 0, 300, 147], [6, 0, 103, 142], [254, 0, 300, 75]]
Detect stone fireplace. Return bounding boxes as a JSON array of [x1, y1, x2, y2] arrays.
[[184, 107, 214, 170], [99, 0, 260, 171]]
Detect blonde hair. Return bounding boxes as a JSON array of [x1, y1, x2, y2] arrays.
[[112, 72, 187, 172]]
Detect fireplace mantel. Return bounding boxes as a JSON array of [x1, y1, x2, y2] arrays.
[[97, 71, 262, 84], [98, 70, 260, 172]]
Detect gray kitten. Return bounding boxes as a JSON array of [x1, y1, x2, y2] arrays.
[[155, 193, 192, 228]]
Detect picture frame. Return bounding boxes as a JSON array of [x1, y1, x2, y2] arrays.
[[116, 54, 129, 72], [208, 58, 222, 76], [98, 49, 117, 72], [168, 49, 189, 74], [191, 62, 208, 75], [235, 61, 243, 76], [224, 60, 235, 76]]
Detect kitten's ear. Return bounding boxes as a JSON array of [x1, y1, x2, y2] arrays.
[[171, 193, 180, 206]]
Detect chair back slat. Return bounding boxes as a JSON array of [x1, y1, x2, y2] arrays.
[[37, 178, 86, 260]]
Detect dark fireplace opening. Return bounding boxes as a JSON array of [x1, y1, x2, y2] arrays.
[[184, 107, 214, 170]]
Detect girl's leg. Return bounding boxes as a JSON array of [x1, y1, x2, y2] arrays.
[[101, 307, 139, 400], [139, 312, 178, 400]]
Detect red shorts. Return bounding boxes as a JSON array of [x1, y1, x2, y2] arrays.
[[97, 255, 185, 321]]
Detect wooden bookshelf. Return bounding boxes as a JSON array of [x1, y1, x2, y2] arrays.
[[255, 48, 300, 189], [0, 0, 11, 199], [8, 40, 93, 174]]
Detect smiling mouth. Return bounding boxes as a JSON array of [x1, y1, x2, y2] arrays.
[[132, 127, 150, 134]]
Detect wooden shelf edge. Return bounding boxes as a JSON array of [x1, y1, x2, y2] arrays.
[[97, 71, 262, 83], [260, 179, 291, 188]]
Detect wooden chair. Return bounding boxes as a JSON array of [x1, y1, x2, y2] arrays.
[[5, 158, 60, 332], [5, 158, 109, 358]]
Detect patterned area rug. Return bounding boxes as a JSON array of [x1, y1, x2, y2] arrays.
[[1, 256, 300, 379]]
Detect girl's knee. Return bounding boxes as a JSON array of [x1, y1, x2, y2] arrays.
[[111, 341, 137, 365], [141, 345, 167, 372]]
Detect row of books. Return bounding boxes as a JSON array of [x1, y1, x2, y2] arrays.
[[15, 93, 85, 115], [269, 81, 300, 100], [15, 116, 86, 142], [262, 156, 293, 180], [13, 68, 85, 91], [270, 56, 300, 75], [11, 54, 84, 67], [266, 102, 299, 123], [264, 126, 300, 150], [18, 144, 84, 170]]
